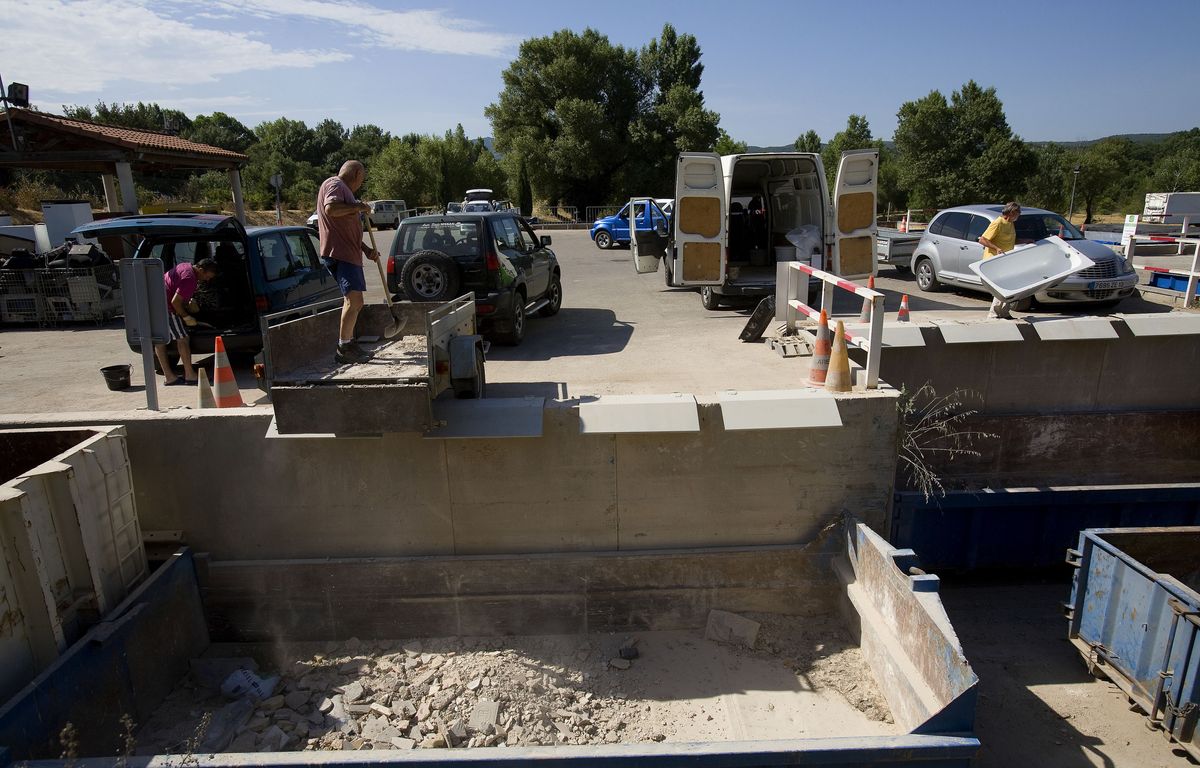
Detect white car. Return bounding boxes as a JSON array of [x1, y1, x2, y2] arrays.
[[305, 199, 409, 230], [910, 204, 1139, 305]]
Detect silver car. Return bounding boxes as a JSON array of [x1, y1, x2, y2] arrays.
[[910, 204, 1139, 305]]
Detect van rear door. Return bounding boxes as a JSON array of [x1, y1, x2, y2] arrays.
[[629, 197, 670, 273], [664, 153, 726, 285], [831, 150, 879, 279]]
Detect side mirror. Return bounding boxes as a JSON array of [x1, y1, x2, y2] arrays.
[[540, 235, 552, 247]]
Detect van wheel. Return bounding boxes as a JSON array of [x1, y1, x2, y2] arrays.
[[594, 231, 612, 250], [914, 258, 941, 292], [700, 286, 722, 310], [400, 250, 460, 301]]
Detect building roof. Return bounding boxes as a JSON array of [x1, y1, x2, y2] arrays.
[[0, 108, 248, 171]]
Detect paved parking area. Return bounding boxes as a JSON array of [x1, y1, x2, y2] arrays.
[[0, 229, 1190, 415]]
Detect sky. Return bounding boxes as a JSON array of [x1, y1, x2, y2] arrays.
[[1, 0, 1198, 146]]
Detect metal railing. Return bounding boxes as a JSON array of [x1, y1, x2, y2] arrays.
[[1125, 232, 1200, 301], [779, 261, 884, 389], [584, 205, 621, 223]]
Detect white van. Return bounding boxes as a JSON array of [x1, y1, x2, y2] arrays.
[[632, 151, 878, 310], [368, 200, 408, 229]]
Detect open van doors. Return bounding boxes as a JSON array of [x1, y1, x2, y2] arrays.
[[628, 198, 670, 274], [649, 153, 726, 285], [830, 150, 878, 279]]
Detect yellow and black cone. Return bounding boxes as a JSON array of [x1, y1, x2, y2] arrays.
[[826, 321, 853, 393], [807, 309, 831, 386]]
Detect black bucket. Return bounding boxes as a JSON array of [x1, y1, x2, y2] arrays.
[[101, 364, 132, 391]]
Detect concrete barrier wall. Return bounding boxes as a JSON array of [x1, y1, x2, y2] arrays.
[[0, 395, 899, 562]]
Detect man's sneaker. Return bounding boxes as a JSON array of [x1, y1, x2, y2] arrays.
[[334, 342, 371, 365]]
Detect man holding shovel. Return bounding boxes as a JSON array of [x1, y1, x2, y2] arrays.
[[979, 201, 1021, 319], [317, 160, 380, 364], [157, 258, 218, 385]]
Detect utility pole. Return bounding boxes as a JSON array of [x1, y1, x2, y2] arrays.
[[1067, 164, 1081, 224]]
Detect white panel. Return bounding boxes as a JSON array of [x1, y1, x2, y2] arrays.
[[841, 322, 927, 348], [578, 394, 699, 434], [1120, 313, 1200, 337], [426, 397, 545, 439], [718, 389, 842, 431], [933, 320, 1024, 344], [1027, 317, 1118, 341]]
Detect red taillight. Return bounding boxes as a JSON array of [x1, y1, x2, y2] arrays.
[[386, 255, 396, 274], [255, 295, 268, 311], [485, 243, 500, 272], [475, 303, 496, 315]]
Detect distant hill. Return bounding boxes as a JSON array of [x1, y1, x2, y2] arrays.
[[747, 132, 1180, 153]]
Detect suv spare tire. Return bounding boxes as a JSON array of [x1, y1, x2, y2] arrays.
[[400, 250, 461, 301]]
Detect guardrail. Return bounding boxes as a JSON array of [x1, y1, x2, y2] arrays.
[[1125, 234, 1199, 299], [779, 261, 884, 389]]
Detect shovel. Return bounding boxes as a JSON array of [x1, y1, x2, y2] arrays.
[[364, 215, 406, 339]]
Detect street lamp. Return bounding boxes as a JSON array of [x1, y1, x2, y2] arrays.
[[1067, 164, 1081, 224]]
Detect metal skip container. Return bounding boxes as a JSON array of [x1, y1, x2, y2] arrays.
[[1066, 526, 1200, 760]]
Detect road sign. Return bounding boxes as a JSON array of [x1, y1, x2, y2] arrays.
[[120, 257, 170, 410], [270, 173, 283, 189]]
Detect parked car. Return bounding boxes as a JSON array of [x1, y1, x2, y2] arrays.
[[387, 212, 561, 345], [305, 199, 408, 230], [72, 214, 342, 354], [590, 198, 673, 249], [910, 205, 1139, 305]]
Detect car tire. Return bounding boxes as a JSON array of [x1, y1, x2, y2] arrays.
[[452, 345, 486, 399], [400, 250, 460, 301], [914, 257, 941, 292], [700, 286, 722, 310], [538, 274, 562, 317], [496, 291, 526, 345], [594, 231, 612, 250]]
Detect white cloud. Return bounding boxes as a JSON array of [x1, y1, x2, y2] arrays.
[[0, 0, 351, 94], [215, 0, 519, 57]]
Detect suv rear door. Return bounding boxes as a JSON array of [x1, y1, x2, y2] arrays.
[[830, 150, 879, 278]]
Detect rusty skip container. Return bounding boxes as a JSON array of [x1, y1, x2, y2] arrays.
[[1066, 526, 1200, 760]]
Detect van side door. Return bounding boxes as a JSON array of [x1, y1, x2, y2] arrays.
[[830, 150, 879, 279], [662, 152, 726, 285]]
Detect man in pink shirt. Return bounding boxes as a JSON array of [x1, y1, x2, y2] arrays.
[[317, 159, 379, 364], [157, 258, 218, 385]]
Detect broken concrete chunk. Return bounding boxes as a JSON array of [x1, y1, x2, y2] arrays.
[[361, 717, 401, 742], [259, 724, 288, 752], [449, 718, 468, 741], [704, 609, 760, 649], [317, 697, 334, 714], [396, 699, 417, 718], [430, 689, 456, 711], [391, 737, 416, 750], [466, 677, 481, 691], [419, 734, 447, 749], [199, 698, 254, 752], [228, 730, 258, 752], [619, 637, 640, 660], [259, 695, 286, 712], [608, 658, 631, 670], [284, 691, 309, 711], [370, 702, 393, 717], [468, 698, 500, 731], [345, 703, 373, 715], [339, 681, 365, 703]]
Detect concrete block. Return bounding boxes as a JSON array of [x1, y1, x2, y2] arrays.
[[1026, 317, 1118, 341], [425, 397, 545, 439], [704, 609, 760, 648], [468, 699, 499, 731], [842, 321, 928, 348], [933, 320, 1023, 344], [1120, 312, 1200, 336]]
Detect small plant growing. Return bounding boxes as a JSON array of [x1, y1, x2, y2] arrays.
[[897, 382, 995, 501]]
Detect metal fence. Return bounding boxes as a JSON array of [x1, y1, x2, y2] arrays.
[[0, 266, 122, 325], [585, 205, 621, 222]]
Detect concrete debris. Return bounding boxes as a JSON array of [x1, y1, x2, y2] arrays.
[[704, 609, 760, 649], [284, 691, 309, 711], [420, 734, 447, 749], [198, 698, 254, 752], [391, 737, 416, 750], [609, 658, 631, 670], [221, 669, 280, 701], [191, 657, 259, 690], [317, 697, 333, 714], [339, 681, 365, 703], [469, 699, 499, 731], [259, 695, 286, 712]]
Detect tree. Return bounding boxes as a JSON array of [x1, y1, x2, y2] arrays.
[[1074, 138, 1133, 223], [63, 101, 191, 134], [793, 130, 821, 153], [1148, 128, 1200, 193], [714, 129, 747, 155], [185, 112, 256, 153], [1023, 143, 1071, 214], [892, 81, 1035, 208]]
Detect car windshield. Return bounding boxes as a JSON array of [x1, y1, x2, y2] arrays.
[[1015, 213, 1084, 241], [399, 222, 481, 258], [464, 202, 491, 212]]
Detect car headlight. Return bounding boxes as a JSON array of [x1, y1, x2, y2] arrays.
[[1119, 259, 1135, 275]]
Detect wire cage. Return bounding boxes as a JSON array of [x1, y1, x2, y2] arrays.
[[0, 266, 122, 325], [0, 269, 45, 324]]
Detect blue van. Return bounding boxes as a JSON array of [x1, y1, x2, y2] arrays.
[[73, 214, 341, 354]]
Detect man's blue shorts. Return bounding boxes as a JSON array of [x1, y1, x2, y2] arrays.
[[324, 258, 366, 295]]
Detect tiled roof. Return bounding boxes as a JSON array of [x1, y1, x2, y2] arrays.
[[3, 109, 247, 163]]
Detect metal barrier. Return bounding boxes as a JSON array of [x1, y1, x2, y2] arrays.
[[0, 266, 121, 325], [780, 261, 884, 389], [1125, 234, 1199, 300], [585, 205, 621, 222]]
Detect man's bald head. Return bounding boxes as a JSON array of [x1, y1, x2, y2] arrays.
[[339, 160, 365, 191]]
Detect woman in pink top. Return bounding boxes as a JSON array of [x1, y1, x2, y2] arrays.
[[158, 258, 217, 385]]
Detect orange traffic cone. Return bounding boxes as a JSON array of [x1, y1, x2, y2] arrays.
[[897, 294, 911, 322], [212, 336, 246, 408], [807, 309, 832, 386], [898, 215, 908, 233], [825, 321, 852, 393], [858, 276, 875, 323], [197, 369, 216, 409]]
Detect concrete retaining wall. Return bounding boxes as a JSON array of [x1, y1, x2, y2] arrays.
[[0, 395, 899, 562]]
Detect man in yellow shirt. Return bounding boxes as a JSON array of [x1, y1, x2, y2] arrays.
[[978, 202, 1021, 318]]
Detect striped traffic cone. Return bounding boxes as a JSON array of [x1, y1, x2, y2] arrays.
[[897, 294, 911, 323], [807, 309, 832, 386], [212, 336, 246, 408], [826, 321, 853, 393], [858, 276, 875, 323], [197, 369, 216, 408]]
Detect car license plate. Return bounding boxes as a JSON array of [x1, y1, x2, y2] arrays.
[[1088, 280, 1124, 290]]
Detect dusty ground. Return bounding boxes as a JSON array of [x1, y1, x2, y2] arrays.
[[135, 615, 893, 754], [942, 581, 1195, 768]]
